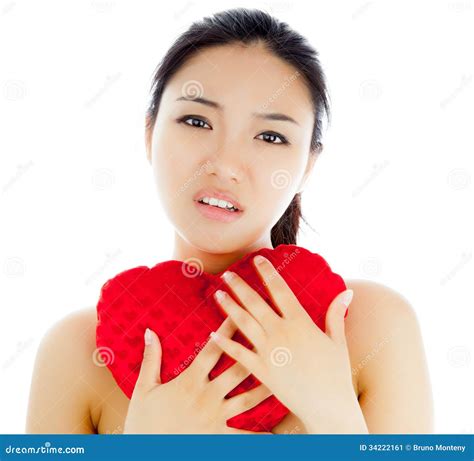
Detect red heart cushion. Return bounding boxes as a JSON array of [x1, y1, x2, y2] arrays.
[[95, 244, 347, 432]]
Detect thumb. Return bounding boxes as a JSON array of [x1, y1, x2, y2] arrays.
[[134, 327, 162, 394], [325, 289, 353, 344]]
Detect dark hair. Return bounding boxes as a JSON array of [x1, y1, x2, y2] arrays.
[[145, 7, 331, 247]]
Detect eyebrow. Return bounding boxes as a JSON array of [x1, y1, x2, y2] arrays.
[[176, 96, 221, 109], [175, 96, 300, 126]]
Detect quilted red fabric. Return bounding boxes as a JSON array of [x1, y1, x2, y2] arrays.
[[95, 244, 347, 432]]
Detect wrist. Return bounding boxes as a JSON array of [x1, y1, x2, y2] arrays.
[[300, 396, 369, 434]]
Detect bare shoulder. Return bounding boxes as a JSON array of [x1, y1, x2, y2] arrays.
[[344, 279, 419, 345], [343, 278, 421, 379], [345, 278, 415, 316], [26, 307, 109, 433], [343, 279, 434, 433]]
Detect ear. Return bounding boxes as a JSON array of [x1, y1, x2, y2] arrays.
[[296, 144, 322, 193], [145, 115, 153, 165]]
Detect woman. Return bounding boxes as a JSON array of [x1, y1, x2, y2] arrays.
[[26, 7, 434, 434]]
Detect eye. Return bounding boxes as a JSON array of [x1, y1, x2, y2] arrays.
[[178, 115, 212, 130], [255, 132, 289, 145]]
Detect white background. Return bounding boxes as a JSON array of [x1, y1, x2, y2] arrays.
[[0, 0, 472, 433]]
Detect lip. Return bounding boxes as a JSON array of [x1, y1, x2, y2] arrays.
[[194, 200, 244, 223], [193, 188, 244, 211]]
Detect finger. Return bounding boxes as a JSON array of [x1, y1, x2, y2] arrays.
[[214, 289, 265, 349], [325, 289, 353, 344], [224, 426, 273, 435], [134, 328, 162, 395], [221, 270, 281, 329], [252, 255, 303, 320], [224, 384, 273, 419], [209, 361, 252, 399], [210, 330, 259, 378], [188, 316, 238, 380]]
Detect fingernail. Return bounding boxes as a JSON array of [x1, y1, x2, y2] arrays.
[[210, 331, 221, 341], [254, 255, 266, 265], [144, 328, 152, 345], [341, 289, 353, 307], [215, 290, 226, 301], [222, 271, 234, 282]]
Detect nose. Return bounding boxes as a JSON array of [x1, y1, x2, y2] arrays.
[[205, 148, 244, 184]]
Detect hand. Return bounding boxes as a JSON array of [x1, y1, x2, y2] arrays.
[[123, 316, 273, 434], [271, 411, 309, 434], [210, 254, 368, 434]]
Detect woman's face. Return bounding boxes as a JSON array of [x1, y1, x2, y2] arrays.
[[146, 41, 318, 255]]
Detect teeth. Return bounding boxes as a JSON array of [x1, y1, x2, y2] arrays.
[[199, 196, 239, 211]]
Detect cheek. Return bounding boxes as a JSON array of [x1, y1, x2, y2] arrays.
[[248, 153, 303, 219], [253, 151, 302, 195], [153, 123, 209, 174], [151, 124, 191, 190]]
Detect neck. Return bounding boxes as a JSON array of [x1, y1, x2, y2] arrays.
[[171, 232, 274, 275]]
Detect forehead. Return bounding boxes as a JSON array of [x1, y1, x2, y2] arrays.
[[162, 42, 313, 120]]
